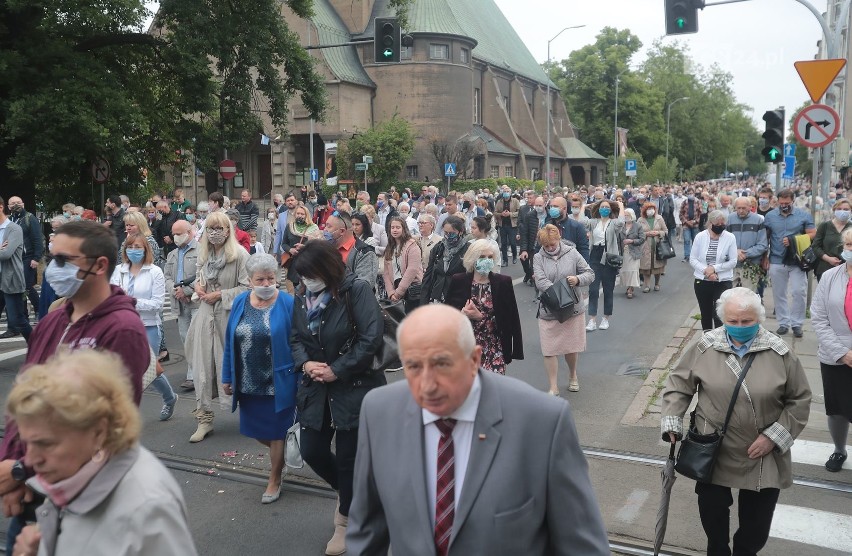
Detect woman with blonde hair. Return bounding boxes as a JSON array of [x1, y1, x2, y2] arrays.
[[533, 224, 594, 394], [184, 211, 250, 442], [383, 216, 423, 313], [123, 210, 161, 265], [8, 351, 197, 556]]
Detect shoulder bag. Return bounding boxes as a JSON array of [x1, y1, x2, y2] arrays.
[[285, 418, 304, 469], [656, 234, 677, 260], [279, 235, 304, 269], [538, 278, 582, 323], [674, 353, 756, 483], [342, 292, 403, 372], [603, 222, 623, 269]]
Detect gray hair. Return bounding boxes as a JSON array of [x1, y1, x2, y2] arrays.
[[417, 213, 436, 226], [424, 203, 439, 218], [196, 201, 209, 212], [396, 307, 476, 358], [273, 193, 284, 203], [706, 210, 726, 227], [225, 208, 241, 221], [623, 208, 636, 221], [398, 202, 410, 211], [716, 287, 765, 324], [245, 253, 279, 278], [462, 239, 500, 273]]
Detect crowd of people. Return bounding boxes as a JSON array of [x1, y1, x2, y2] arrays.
[[0, 175, 847, 555]]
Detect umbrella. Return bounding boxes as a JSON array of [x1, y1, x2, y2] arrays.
[[654, 442, 678, 556]]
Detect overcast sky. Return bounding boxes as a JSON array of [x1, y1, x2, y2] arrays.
[[494, 0, 827, 129]]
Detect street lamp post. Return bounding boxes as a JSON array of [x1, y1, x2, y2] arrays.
[[613, 68, 628, 184], [546, 24, 585, 190], [665, 96, 690, 168]]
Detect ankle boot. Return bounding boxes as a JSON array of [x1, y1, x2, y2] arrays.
[[325, 510, 348, 555], [189, 410, 214, 443]]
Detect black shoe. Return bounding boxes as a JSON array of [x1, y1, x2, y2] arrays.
[[826, 452, 847, 472], [158, 351, 170, 362], [512, 257, 517, 264], [775, 326, 789, 335], [501, 261, 508, 268], [0, 330, 20, 339], [180, 380, 195, 392], [792, 326, 803, 338]]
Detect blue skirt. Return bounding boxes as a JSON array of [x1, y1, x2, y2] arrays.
[[238, 394, 295, 441]]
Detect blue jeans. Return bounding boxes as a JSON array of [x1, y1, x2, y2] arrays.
[[4, 292, 31, 341], [683, 226, 697, 260], [6, 514, 23, 554], [146, 325, 176, 405]]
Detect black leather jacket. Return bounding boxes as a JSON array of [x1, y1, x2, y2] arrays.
[[290, 273, 384, 431]]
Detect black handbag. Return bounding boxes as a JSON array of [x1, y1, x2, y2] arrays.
[[674, 353, 756, 483], [656, 235, 676, 260], [342, 293, 404, 372], [604, 222, 623, 269], [538, 278, 581, 323]]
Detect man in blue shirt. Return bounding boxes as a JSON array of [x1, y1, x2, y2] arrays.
[[762, 189, 815, 337], [545, 196, 590, 262]]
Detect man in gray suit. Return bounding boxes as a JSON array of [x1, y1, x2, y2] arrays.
[[347, 305, 609, 555]]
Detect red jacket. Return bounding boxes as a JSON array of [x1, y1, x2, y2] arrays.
[[314, 205, 331, 230], [0, 286, 150, 461], [235, 228, 251, 251]]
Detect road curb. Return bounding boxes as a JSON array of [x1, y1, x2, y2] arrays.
[[620, 306, 701, 426]]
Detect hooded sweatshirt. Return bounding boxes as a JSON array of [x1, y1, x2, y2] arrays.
[[0, 285, 150, 461]]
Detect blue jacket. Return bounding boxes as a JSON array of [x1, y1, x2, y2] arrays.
[[222, 291, 298, 413], [546, 215, 590, 262]]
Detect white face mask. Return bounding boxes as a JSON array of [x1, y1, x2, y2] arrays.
[[253, 285, 277, 300], [301, 277, 326, 293], [646, 209, 656, 217], [173, 233, 189, 247]]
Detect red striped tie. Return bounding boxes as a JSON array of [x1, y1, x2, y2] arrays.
[[434, 418, 457, 556]]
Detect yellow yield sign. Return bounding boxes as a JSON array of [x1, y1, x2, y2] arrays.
[[794, 59, 847, 103]]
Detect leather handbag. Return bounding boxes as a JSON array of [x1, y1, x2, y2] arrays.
[[656, 235, 677, 260], [343, 293, 404, 372], [604, 223, 623, 269], [539, 278, 581, 323], [285, 420, 304, 469], [675, 353, 756, 483], [279, 235, 305, 268]]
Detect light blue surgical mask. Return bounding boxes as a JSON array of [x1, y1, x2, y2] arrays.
[[126, 249, 145, 264], [842, 250, 852, 262], [548, 207, 561, 219], [185, 214, 196, 223], [44, 260, 87, 298], [835, 210, 851, 222], [599, 207, 611, 218], [502, 192, 510, 199], [474, 257, 495, 275], [323, 230, 335, 242], [725, 323, 760, 343]]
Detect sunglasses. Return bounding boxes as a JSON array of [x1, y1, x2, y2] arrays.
[[47, 253, 96, 267]]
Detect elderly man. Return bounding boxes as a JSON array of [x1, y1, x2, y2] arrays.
[[164, 219, 199, 391], [325, 211, 377, 287], [235, 189, 259, 231], [347, 305, 609, 555], [7, 196, 43, 314], [727, 197, 768, 292], [494, 185, 520, 267], [398, 202, 419, 236]]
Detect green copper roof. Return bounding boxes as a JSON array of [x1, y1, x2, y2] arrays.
[[311, 0, 375, 88], [360, 0, 554, 86], [560, 137, 607, 161]]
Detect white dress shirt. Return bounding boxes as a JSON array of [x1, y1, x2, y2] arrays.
[[422, 374, 481, 527]]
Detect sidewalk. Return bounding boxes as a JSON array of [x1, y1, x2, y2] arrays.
[[622, 284, 847, 466]]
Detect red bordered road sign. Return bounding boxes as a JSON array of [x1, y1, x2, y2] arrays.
[[91, 157, 110, 184], [793, 104, 840, 148], [219, 159, 237, 180]]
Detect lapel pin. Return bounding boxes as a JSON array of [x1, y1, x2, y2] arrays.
[[478, 434, 486, 440]]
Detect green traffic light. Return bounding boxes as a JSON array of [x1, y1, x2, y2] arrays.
[[768, 148, 781, 161], [383, 49, 393, 58], [676, 17, 686, 28]]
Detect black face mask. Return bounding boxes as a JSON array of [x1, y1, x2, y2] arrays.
[[711, 224, 725, 235], [780, 205, 792, 213], [462, 201, 471, 210]]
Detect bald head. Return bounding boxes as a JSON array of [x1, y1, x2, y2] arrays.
[[171, 219, 192, 235]]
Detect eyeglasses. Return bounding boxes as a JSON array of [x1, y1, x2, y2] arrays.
[[207, 226, 225, 232], [47, 254, 95, 267]]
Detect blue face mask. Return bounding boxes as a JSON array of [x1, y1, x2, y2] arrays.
[[835, 210, 851, 222], [474, 257, 495, 275], [502, 192, 510, 199], [725, 323, 760, 343], [548, 207, 561, 219], [599, 207, 611, 218], [842, 250, 852, 262], [323, 230, 335, 242], [377, 201, 385, 209], [185, 214, 196, 223], [126, 249, 145, 264]]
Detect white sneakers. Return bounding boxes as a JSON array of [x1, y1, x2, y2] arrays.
[[587, 318, 610, 331]]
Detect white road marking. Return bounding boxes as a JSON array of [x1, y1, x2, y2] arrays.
[[614, 489, 650, 524], [0, 349, 27, 362], [770, 504, 852, 552], [792, 439, 851, 470]]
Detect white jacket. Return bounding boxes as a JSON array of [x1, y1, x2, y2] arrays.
[[110, 264, 165, 326], [689, 229, 738, 281]]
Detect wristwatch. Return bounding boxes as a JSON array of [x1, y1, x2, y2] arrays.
[[11, 460, 26, 482]]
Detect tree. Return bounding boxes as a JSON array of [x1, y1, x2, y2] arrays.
[[428, 136, 478, 180], [337, 116, 416, 189]]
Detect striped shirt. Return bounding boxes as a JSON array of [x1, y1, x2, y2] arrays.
[[706, 238, 719, 266]]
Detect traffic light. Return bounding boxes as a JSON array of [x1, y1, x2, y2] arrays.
[[665, 0, 705, 35], [374, 17, 400, 63], [761, 109, 785, 163]]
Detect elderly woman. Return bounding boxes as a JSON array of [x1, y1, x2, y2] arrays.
[[397, 202, 419, 236], [259, 205, 279, 254], [8, 351, 197, 556], [290, 240, 383, 555], [810, 227, 852, 472], [585, 200, 624, 332], [416, 213, 440, 270], [662, 287, 811, 556], [222, 254, 297, 503], [619, 208, 646, 298], [638, 202, 669, 292], [421, 215, 469, 304], [382, 216, 423, 313], [533, 224, 595, 394], [812, 197, 852, 280], [690, 210, 738, 332], [445, 239, 522, 374], [184, 212, 250, 443]]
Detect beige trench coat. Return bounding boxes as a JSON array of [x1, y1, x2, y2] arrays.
[[639, 215, 668, 271], [184, 247, 250, 412], [661, 328, 811, 491]]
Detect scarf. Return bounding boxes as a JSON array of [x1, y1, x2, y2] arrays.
[[37, 455, 109, 509], [204, 249, 227, 285], [292, 221, 309, 235], [305, 289, 332, 335], [442, 239, 464, 271], [845, 276, 852, 333]]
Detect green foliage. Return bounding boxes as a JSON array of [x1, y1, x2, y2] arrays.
[[337, 116, 416, 189], [452, 179, 547, 194]]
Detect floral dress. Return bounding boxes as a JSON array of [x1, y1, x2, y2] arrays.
[[471, 282, 505, 374]]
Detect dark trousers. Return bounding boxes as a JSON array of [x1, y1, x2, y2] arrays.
[[6, 515, 23, 555], [3, 292, 32, 341], [23, 263, 39, 311], [695, 482, 780, 556], [299, 400, 359, 516], [499, 225, 517, 262], [694, 279, 732, 331], [521, 256, 532, 281], [589, 246, 617, 317]]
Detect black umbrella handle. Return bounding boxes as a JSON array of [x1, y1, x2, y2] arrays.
[[668, 441, 676, 460]]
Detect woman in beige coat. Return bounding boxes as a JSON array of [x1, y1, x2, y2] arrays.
[[185, 211, 250, 443], [661, 287, 811, 556], [638, 202, 668, 292]]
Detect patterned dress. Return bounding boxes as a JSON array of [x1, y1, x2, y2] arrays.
[[471, 282, 506, 374]]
